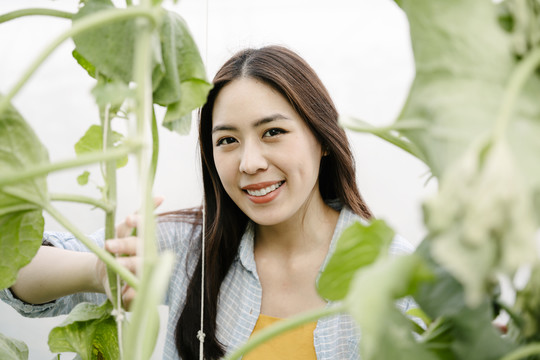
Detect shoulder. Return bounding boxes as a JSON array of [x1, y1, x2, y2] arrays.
[[156, 210, 202, 254]]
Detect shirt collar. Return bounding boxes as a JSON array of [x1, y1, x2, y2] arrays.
[[235, 201, 365, 280], [237, 222, 258, 278]]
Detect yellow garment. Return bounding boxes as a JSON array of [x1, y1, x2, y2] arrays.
[[243, 314, 317, 360]]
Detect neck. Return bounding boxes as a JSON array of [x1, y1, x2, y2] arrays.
[[254, 193, 339, 256]]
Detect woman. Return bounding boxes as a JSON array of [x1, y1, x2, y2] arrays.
[[2, 46, 413, 360]]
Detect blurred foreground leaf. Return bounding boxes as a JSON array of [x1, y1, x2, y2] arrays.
[[0, 333, 28, 360], [48, 302, 118, 360], [0, 95, 48, 289], [317, 220, 394, 301]]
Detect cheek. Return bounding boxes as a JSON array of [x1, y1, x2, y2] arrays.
[[213, 153, 235, 189]]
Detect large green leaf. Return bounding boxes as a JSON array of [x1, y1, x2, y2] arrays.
[[0, 333, 28, 360], [72, 1, 212, 135], [0, 210, 44, 289], [72, 0, 138, 84], [48, 301, 119, 360], [389, 0, 540, 318], [0, 95, 49, 210], [396, 0, 540, 184], [396, 0, 512, 179], [317, 220, 394, 301], [152, 12, 212, 118], [0, 96, 48, 290]]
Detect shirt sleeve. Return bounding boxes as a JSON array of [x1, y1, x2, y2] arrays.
[[0, 230, 108, 318], [155, 218, 201, 307]]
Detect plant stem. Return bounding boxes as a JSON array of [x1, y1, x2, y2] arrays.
[[149, 109, 159, 186], [0, 8, 73, 24], [49, 193, 114, 212], [0, 144, 140, 187], [133, 5, 158, 265], [43, 203, 139, 290], [0, 6, 160, 116], [123, 2, 161, 358], [224, 303, 347, 360], [494, 45, 540, 140], [102, 103, 124, 360], [500, 343, 540, 360]]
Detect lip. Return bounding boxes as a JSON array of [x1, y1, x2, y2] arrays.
[[241, 180, 283, 191], [242, 180, 285, 204]]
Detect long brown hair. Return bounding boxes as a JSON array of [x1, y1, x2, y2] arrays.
[[175, 45, 372, 359]]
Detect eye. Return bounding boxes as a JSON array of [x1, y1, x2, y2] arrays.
[[216, 136, 237, 146], [263, 128, 287, 138]]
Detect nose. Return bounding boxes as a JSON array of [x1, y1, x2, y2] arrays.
[[239, 141, 268, 174]]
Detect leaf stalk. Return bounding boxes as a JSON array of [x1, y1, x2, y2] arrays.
[[500, 343, 540, 360], [0, 8, 73, 24], [494, 45, 540, 140], [49, 193, 114, 212], [0, 144, 140, 187]]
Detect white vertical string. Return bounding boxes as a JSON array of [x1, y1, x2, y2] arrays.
[[197, 0, 210, 359]]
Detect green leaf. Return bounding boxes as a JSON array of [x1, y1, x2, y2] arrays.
[[72, 2, 211, 135], [0, 210, 44, 289], [72, 50, 96, 79], [345, 254, 435, 360], [91, 80, 133, 109], [72, 0, 137, 84], [396, 0, 515, 178], [406, 307, 432, 328], [77, 171, 90, 186], [152, 12, 211, 107], [48, 302, 118, 360], [0, 333, 28, 360], [74, 125, 128, 169], [153, 13, 212, 135], [317, 220, 394, 301], [396, 0, 540, 192], [0, 94, 49, 209], [0, 95, 47, 290], [161, 78, 212, 135]]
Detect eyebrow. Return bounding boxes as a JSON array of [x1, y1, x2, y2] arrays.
[[211, 114, 289, 134]]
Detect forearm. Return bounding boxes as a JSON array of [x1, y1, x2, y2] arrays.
[[10, 246, 104, 304]]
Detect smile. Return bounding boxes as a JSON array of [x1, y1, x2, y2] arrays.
[[245, 181, 284, 197]]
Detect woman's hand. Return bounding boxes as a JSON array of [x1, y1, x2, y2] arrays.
[[98, 196, 164, 309]]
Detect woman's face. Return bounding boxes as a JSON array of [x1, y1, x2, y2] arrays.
[[211, 78, 324, 226]]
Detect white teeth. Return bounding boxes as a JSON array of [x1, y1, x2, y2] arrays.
[[246, 182, 283, 196]]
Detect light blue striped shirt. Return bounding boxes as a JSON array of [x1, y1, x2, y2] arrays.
[[1, 204, 415, 359]]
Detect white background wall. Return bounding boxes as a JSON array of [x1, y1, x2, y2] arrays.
[[0, 0, 436, 358]]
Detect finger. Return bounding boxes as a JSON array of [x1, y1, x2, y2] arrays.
[[153, 196, 164, 209], [115, 196, 164, 238], [106, 237, 138, 256], [122, 285, 137, 310], [116, 256, 140, 274]]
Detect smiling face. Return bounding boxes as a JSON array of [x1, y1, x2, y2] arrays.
[[211, 77, 324, 227]]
